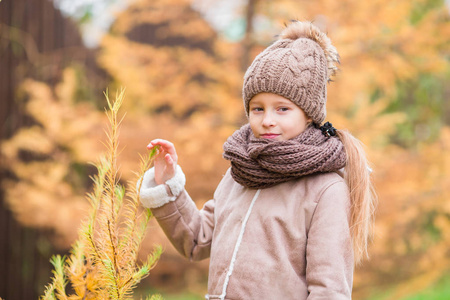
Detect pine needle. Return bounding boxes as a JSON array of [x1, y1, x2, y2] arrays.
[[49, 255, 69, 300], [41, 88, 163, 299]]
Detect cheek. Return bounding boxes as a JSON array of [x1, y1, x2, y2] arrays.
[[298, 120, 309, 132], [297, 112, 310, 129], [289, 124, 306, 136], [248, 116, 259, 136], [286, 115, 309, 136]]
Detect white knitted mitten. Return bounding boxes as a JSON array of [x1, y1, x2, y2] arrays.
[[138, 165, 186, 208]]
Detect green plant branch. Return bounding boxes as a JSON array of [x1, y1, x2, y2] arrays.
[[41, 88, 162, 300]]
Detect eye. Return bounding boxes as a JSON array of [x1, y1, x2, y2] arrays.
[[251, 107, 264, 112], [278, 107, 290, 112]]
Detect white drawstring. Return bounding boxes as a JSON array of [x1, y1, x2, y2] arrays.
[[204, 189, 261, 300]]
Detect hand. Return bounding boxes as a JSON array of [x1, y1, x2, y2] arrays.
[[147, 139, 178, 185]]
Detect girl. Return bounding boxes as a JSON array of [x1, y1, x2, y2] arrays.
[[139, 21, 376, 299]]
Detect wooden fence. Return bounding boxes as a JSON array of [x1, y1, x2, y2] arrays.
[[0, 0, 98, 298]]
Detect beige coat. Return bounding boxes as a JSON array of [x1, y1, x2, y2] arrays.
[[151, 168, 353, 299]]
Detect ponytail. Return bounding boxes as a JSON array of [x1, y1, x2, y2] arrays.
[[336, 129, 377, 265]]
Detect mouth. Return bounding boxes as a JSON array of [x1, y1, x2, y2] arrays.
[[260, 133, 280, 139]]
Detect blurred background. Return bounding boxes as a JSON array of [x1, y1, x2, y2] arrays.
[[0, 0, 449, 299]]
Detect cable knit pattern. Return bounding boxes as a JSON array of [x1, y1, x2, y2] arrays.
[[138, 165, 186, 208], [223, 124, 346, 189], [242, 21, 339, 124]]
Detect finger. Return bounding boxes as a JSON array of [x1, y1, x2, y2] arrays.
[[164, 154, 178, 171], [147, 139, 163, 149], [148, 139, 177, 158], [165, 153, 174, 165], [164, 154, 177, 177], [147, 139, 170, 149], [154, 149, 165, 160]]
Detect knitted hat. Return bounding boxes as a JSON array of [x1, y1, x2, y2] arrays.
[[243, 21, 339, 124]]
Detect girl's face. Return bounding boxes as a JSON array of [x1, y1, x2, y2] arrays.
[[249, 93, 312, 141]]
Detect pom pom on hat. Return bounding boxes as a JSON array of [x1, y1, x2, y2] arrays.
[[279, 21, 340, 81], [243, 20, 339, 125]]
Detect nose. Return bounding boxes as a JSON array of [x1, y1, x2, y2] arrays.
[[262, 112, 276, 127]]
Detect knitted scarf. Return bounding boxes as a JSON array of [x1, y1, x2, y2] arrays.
[[223, 124, 346, 189]]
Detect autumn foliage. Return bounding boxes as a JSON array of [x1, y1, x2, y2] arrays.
[[1, 0, 450, 299]]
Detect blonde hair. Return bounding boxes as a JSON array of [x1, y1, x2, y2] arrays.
[[336, 129, 377, 265]]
